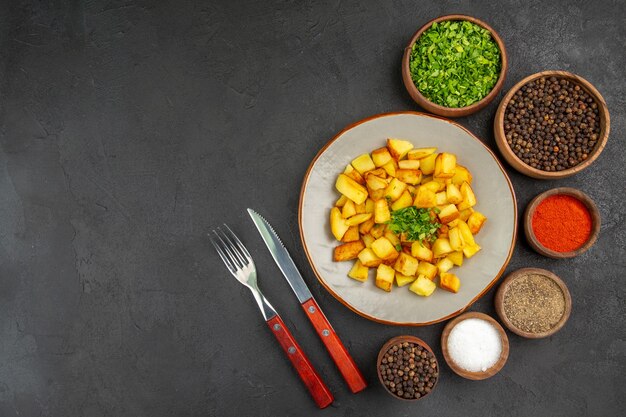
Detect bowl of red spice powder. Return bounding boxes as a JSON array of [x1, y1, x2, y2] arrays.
[[524, 187, 600, 258]]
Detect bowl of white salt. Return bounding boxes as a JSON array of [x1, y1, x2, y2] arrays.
[[441, 312, 509, 380]]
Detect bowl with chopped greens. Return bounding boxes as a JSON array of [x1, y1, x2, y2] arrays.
[[402, 15, 507, 117]]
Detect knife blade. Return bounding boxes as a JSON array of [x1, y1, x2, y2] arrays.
[[247, 210, 312, 303], [248, 208, 367, 394]]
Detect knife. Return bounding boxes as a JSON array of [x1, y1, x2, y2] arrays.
[[248, 208, 367, 394]]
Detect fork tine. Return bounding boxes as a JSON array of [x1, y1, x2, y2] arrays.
[[213, 230, 246, 271], [209, 232, 237, 273], [212, 229, 246, 270], [217, 226, 249, 267], [223, 224, 252, 262]]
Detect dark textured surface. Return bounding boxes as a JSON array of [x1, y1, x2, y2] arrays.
[[0, 0, 624, 416]]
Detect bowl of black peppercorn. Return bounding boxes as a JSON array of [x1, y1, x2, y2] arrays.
[[376, 336, 439, 401], [494, 70, 610, 179]]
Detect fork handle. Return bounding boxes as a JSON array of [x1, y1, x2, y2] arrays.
[[266, 315, 333, 408], [301, 298, 368, 393]]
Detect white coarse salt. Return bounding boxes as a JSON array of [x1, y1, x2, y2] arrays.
[[447, 318, 502, 372]]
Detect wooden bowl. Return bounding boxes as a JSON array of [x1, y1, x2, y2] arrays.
[[440, 312, 509, 380], [402, 14, 508, 117], [494, 71, 610, 179], [376, 335, 439, 401], [524, 187, 600, 258], [495, 268, 572, 339]]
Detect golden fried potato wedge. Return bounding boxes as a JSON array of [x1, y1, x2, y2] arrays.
[[440, 272, 460, 293], [351, 154, 376, 174], [448, 251, 464, 266], [398, 159, 421, 170], [413, 186, 437, 208], [419, 153, 437, 175], [446, 183, 463, 204], [448, 227, 465, 251], [383, 178, 407, 201], [432, 238, 453, 258], [457, 220, 476, 246], [457, 182, 477, 210], [370, 223, 385, 239], [409, 275, 436, 296], [395, 273, 416, 287], [345, 213, 373, 226], [451, 165, 472, 186], [436, 257, 454, 274], [381, 160, 397, 177], [343, 164, 365, 185], [330, 207, 349, 240], [462, 243, 481, 258], [362, 233, 375, 248], [467, 211, 487, 234], [371, 237, 399, 261], [375, 264, 395, 292], [384, 229, 401, 248], [416, 261, 438, 280], [358, 247, 382, 267], [341, 226, 360, 242], [395, 169, 422, 185], [365, 174, 388, 191], [411, 242, 433, 262], [359, 217, 375, 234], [434, 152, 456, 179], [387, 138, 414, 160], [374, 199, 391, 224], [391, 190, 413, 211], [341, 199, 356, 218], [407, 147, 437, 160], [348, 260, 369, 282], [333, 240, 365, 261], [372, 147, 393, 167], [438, 204, 460, 224], [336, 174, 368, 204], [394, 252, 419, 276], [335, 195, 348, 207]]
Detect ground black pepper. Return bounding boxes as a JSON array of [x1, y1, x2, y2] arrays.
[[503, 76, 601, 171], [379, 341, 438, 399], [503, 273, 565, 333]]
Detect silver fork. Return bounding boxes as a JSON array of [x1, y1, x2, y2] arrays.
[[210, 225, 333, 409]]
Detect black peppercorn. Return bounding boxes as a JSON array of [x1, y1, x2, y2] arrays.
[[379, 341, 438, 399], [503, 76, 601, 171]]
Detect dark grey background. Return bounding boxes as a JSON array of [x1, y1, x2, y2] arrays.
[[0, 0, 624, 416]]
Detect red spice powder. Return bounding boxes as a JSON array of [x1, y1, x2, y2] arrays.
[[531, 194, 592, 252]]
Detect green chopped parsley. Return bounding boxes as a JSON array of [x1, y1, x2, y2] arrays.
[[386, 206, 441, 244], [409, 20, 502, 108]]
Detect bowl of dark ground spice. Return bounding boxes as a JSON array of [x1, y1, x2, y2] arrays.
[[494, 71, 610, 179], [377, 336, 439, 400], [524, 187, 600, 258], [495, 268, 572, 339]]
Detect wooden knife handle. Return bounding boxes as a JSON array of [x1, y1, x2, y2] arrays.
[[301, 298, 367, 394], [266, 315, 334, 408]]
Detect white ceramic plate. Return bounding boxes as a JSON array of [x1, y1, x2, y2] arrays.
[[299, 112, 517, 325]]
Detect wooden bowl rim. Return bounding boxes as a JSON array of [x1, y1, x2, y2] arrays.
[[494, 267, 572, 339], [493, 70, 610, 179], [401, 14, 508, 117], [440, 312, 509, 380], [376, 335, 439, 401], [523, 187, 601, 258]]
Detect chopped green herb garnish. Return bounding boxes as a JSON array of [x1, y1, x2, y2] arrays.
[[409, 20, 501, 108], [386, 206, 441, 244]]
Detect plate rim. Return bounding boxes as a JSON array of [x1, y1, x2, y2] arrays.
[[298, 111, 518, 326]]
